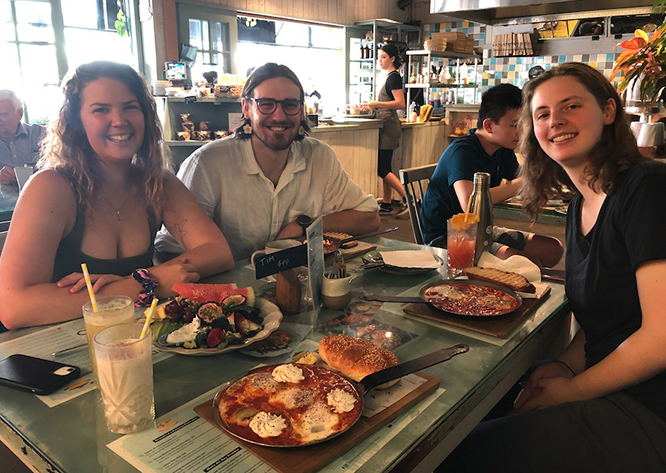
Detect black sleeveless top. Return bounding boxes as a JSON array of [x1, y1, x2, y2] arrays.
[[51, 204, 160, 282]]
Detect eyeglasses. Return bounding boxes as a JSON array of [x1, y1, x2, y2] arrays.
[[247, 97, 303, 116]]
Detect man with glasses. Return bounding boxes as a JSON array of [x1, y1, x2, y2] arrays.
[[0, 89, 44, 185], [156, 63, 380, 261]]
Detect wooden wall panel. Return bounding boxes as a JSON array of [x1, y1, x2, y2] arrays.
[[187, 0, 409, 26], [313, 128, 379, 197], [377, 122, 447, 198]]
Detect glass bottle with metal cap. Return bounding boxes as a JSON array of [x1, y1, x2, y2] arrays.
[[468, 172, 493, 264]]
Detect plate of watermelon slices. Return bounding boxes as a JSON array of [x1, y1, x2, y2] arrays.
[[149, 283, 283, 356]]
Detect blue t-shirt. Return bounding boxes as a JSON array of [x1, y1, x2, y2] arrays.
[[420, 129, 519, 244]]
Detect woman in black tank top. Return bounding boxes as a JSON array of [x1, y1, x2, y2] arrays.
[[0, 61, 233, 330]]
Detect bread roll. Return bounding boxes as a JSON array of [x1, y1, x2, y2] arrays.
[[319, 334, 399, 382]]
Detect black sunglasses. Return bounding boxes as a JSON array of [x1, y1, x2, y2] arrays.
[[247, 97, 303, 116]]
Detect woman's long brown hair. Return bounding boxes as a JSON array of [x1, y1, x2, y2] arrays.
[[39, 61, 170, 217], [519, 62, 643, 218]]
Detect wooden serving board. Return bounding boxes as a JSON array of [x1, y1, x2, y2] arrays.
[[194, 373, 439, 473], [403, 287, 551, 339], [331, 241, 376, 261]]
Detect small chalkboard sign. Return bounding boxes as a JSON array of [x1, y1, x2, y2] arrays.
[[184, 95, 197, 104], [254, 244, 307, 279]]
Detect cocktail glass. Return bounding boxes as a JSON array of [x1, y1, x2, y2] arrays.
[[447, 220, 477, 278], [82, 295, 135, 374], [93, 323, 155, 434]]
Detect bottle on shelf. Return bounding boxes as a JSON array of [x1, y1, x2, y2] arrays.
[[428, 90, 435, 107], [434, 90, 442, 109], [468, 172, 493, 264]]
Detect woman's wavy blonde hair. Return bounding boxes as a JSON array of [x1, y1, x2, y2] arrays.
[[519, 62, 643, 218], [39, 61, 170, 216]]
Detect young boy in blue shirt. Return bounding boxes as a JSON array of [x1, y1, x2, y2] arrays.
[[420, 84, 563, 267]]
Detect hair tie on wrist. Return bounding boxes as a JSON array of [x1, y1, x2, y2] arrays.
[[554, 359, 576, 376], [132, 268, 159, 307]]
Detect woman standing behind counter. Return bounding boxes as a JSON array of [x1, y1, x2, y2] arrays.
[[0, 61, 233, 330], [364, 43, 407, 214]]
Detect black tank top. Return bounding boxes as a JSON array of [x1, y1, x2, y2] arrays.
[[51, 204, 159, 282]]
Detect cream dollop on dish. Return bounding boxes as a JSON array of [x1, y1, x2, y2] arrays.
[[272, 364, 305, 383], [327, 388, 357, 413], [165, 317, 200, 344], [249, 412, 287, 438]]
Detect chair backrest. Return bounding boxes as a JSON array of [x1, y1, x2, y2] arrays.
[[399, 163, 437, 245]]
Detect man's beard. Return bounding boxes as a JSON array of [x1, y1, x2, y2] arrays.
[[252, 122, 299, 151]]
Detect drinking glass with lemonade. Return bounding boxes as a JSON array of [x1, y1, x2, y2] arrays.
[[81, 295, 135, 373]]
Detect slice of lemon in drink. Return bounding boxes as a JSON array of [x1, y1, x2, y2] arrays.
[[450, 212, 480, 231]]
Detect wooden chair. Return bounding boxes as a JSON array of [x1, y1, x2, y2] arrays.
[[399, 163, 437, 245]]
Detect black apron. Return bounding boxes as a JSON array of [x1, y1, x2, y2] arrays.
[[377, 70, 402, 150]]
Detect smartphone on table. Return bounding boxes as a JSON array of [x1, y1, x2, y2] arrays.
[[0, 354, 81, 395]]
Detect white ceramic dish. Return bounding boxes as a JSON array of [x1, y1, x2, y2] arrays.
[[153, 298, 283, 356]]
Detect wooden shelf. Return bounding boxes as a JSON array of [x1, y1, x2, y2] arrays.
[[165, 140, 211, 147], [407, 50, 480, 60], [163, 96, 241, 104]]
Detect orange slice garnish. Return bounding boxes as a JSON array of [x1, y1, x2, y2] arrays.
[[450, 212, 480, 231]]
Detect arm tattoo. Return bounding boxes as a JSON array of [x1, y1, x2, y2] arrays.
[[174, 219, 189, 241]]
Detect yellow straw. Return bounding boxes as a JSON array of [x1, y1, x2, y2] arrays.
[[140, 298, 159, 339], [463, 194, 474, 225], [80, 263, 98, 312]]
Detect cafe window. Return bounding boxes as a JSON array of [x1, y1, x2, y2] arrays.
[[1, 0, 138, 124], [235, 16, 344, 115], [176, 5, 235, 82]]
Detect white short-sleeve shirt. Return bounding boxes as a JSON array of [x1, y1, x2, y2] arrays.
[[155, 135, 379, 260]]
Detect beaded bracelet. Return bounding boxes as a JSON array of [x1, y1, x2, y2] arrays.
[[132, 268, 159, 307], [554, 359, 576, 376]]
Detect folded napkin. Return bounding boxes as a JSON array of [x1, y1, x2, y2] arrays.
[[380, 250, 441, 269], [477, 252, 547, 299]]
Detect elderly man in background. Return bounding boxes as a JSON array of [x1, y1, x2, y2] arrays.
[[0, 89, 45, 184], [156, 63, 380, 261]]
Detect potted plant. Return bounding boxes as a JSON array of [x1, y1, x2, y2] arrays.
[[611, 22, 666, 108], [612, 20, 666, 146]]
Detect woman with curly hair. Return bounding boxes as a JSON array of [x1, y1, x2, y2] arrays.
[[439, 63, 666, 471], [0, 61, 233, 329]]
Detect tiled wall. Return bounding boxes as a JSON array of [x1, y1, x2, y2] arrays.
[[423, 21, 619, 89]]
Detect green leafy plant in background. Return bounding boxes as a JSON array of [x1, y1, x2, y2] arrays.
[[611, 24, 666, 105], [115, 0, 128, 37], [611, 2, 666, 105]]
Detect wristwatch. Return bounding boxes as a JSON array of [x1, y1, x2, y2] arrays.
[[296, 214, 312, 236]]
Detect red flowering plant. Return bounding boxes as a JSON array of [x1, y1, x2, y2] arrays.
[[611, 22, 666, 106]]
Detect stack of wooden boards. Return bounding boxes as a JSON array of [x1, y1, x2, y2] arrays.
[[493, 33, 536, 57], [429, 32, 475, 54]]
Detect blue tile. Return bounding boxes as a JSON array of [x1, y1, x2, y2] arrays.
[[559, 55, 566, 63], [489, 57, 496, 65], [457, 21, 463, 28], [480, 33, 485, 41], [495, 72, 502, 79], [606, 53, 615, 62], [509, 64, 516, 71]]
